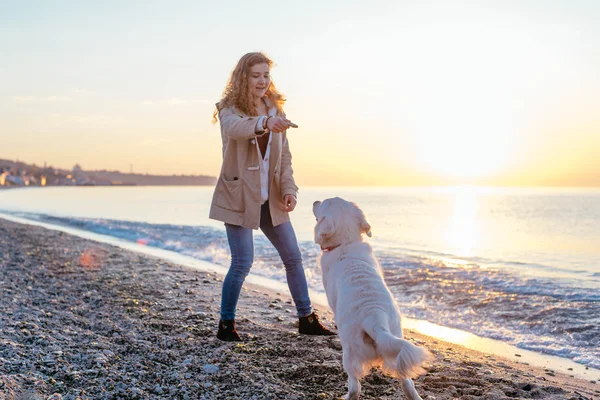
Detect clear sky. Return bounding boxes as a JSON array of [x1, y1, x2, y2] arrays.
[[1, 0, 599, 186]]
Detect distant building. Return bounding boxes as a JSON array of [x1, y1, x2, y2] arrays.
[[6, 175, 26, 186], [73, 163, 93, 185]]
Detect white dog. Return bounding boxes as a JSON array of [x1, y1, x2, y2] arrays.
[[313, 197, 430, 400]]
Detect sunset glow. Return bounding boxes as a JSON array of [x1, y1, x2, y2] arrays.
[[1, 1, 598, 187]]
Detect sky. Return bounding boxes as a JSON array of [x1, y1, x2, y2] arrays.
[[1, 0, 599, 186]]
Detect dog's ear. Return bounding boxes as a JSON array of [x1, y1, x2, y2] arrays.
[[355, 206, 372, 237], [316, 217, 335, 242]]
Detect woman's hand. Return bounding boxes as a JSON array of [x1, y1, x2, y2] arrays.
[[282, 194, 297, 212], [267, 117, 297, 133]]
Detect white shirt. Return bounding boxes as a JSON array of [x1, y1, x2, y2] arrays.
[[259, 132, 272, 204], [255, 113, 275, 204]]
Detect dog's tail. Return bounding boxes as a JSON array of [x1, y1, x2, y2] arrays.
[[375, 330, 431, 379]]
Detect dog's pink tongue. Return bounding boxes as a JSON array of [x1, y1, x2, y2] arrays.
[[321, 245, 339, 252]]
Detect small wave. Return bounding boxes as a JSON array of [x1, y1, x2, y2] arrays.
[[379, 253, 600, 302], [376, 245, 597, 283]]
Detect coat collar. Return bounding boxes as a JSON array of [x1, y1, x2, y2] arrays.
[[230, 97, 278, 117]]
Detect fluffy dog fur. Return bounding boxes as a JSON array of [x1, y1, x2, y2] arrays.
[[313, 197, 430, 400]]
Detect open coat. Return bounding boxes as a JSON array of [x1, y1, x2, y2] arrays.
[[209, 99, 298, 229]]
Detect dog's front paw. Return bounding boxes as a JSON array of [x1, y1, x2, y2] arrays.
[[343, 392, 360, 400]]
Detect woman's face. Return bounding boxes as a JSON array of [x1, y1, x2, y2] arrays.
[[248, 63, 270, 99]]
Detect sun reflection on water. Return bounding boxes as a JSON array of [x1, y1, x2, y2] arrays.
[[444, 186, 480, 258], [405, 319, 472, 345]]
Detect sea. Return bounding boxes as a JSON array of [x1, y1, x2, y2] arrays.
[[1, 185, 599, 374]]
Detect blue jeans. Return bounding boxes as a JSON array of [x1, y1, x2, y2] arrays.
[[220, 202, 313, 320]]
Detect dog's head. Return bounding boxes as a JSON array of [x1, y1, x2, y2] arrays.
[[312, 197, 372, 250]]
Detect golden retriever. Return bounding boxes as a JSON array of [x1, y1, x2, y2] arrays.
[[313, 197, 430, 400]]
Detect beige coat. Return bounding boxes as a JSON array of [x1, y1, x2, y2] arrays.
[[209, 99, 298, 229]]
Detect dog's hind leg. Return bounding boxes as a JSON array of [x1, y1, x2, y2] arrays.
[[365, 322, 430, 379], [342, 349, 361, 400], [400, 378, 423, 400]]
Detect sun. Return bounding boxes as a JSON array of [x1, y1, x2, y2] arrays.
[[388, 24, 530, 182], [416, 119, 510, 180], [412, 86, 514, 180]]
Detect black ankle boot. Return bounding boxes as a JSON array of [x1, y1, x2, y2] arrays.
[[217, 319, 242, 342], [298, 312, 336, 336]]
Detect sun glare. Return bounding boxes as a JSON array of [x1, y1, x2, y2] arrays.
[[404, 319, 472, 346], [412, 85, 513, 181], [417, 123, 509, 180], [395, 24, 534, 182]]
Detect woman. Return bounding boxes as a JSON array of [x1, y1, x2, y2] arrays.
[[210, 52, 335, 341]]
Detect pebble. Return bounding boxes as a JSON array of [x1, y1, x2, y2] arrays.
[[203, 364, 219, 374], [0, 219, 593, 400]]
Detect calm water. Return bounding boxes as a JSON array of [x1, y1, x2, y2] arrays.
[[1, 186, 599, 369]]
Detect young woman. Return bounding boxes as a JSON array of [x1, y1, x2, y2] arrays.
[[210, 52, 335, 341]]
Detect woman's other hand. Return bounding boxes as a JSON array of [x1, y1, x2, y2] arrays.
[[282, 194, 297, 212], [267, 117, 297, 133]]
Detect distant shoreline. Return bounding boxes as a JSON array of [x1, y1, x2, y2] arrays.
[[0, 184, 217, 190], [2, 184, 600, 190], [0, 158, 217, 188]]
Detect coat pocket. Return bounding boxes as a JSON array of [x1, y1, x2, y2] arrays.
[[215, 177, 244, 212]]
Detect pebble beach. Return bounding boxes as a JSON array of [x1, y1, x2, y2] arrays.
[[1, 218, 599, 400]]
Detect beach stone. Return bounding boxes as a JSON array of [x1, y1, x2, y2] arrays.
[[521, 383, 534, 391], [203, 364, 219, 374], [153, 384, 164, 394], [0, 218, 595, 400]]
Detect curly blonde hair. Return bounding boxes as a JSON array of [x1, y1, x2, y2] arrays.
[[213, 52, 285, 123]]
